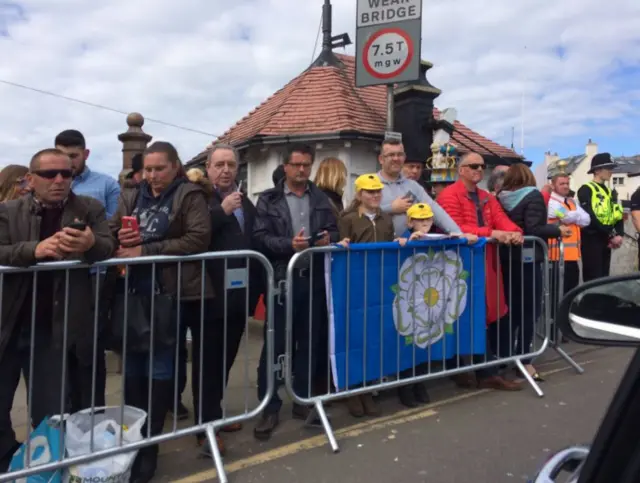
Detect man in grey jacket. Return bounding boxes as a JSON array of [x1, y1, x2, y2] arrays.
[[378, 138, 461, 236], [377, 138, 461, 408]]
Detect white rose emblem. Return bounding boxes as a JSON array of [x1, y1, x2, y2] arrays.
[[392, 249, 469, 348]]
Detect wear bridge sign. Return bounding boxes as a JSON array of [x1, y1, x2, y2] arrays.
[[355, 0, 422, 87], [357, 0, 421, 27]]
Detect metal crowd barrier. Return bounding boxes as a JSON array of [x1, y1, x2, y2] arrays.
[[545, 239, 584, 374], [0, 250, 274, 483], [283, 236, 554, 452]]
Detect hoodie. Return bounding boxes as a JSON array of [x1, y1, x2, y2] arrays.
[[498, 187, 561, 262]]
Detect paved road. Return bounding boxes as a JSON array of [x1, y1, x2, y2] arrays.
[[154, 345, 632, 483]]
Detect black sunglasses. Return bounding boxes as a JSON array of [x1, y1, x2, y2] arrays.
[[462, 163, 485, 171], [31, 169, 73, 179]]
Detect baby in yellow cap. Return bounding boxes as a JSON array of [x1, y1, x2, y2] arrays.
[[403, 203, 478, 244]]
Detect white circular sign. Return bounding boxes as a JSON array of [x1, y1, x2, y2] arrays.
[[363, 28, 414, 79]]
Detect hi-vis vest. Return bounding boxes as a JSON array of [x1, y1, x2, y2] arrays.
[[548, 197, 581, 262], [586, 181, 624, 226]]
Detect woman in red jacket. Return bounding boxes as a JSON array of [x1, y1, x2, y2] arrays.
[[437, 153, 524, 391]]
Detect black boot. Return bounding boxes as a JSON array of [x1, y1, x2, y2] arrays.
[[398, 385, 418, 408], [124, 377, 148, 410], [131, 379, 172, 483]]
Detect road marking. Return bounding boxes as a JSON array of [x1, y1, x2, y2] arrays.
[[171, 358, 598, 482]]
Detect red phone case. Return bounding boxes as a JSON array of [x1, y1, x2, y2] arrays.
[[122, 216, 139, 231]]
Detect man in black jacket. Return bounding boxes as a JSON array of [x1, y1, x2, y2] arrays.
[[253, 144, 339, 441], [203, 144, 263, 451]]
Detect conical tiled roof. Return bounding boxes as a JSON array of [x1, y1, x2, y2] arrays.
[[190, 53, 521, 163]]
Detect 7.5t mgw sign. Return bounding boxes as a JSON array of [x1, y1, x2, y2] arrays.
[[355, 0, 422, 87]]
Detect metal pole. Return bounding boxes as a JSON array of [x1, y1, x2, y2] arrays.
[[386, 84, 394, 130]]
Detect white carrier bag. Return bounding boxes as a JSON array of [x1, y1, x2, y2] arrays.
[[63, 406, 147, 483]]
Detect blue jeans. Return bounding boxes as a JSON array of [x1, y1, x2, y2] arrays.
[[125, 348, 175, 380]]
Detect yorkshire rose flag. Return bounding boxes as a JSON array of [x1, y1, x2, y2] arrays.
[[325, 239, 487, 390]]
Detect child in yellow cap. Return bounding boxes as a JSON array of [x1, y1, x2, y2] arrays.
[[338, 174, 396, 250], [402, 203, 479, 244], [337, 173, 401, 418]]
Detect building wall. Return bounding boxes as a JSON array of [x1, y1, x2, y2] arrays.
[[245, 140, 381, 206], [244, 139, 512, 205], [611, 174, 640, 202]]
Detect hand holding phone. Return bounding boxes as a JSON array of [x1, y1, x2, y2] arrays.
[[66, 221, 87, 231], [59, 219, 94, 253], [119, 216, 142, 248], [292, 228, 310, 252], [121, 216, 139, 232]]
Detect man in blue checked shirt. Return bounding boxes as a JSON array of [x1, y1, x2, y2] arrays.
[[54, 129, 120, 413]]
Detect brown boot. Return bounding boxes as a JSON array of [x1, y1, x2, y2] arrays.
[[477, 375, 523, 391], [360, 394, 380, 417], [346, 396, 365, 417], [451, 372, 477, 388]]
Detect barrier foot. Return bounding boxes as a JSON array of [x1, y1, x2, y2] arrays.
[[205, 425, 228, 483], [314, 400, 339, 453], [553, 343, 585, 374], [515, 359, 544, 397]]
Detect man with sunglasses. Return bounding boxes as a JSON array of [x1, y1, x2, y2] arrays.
[[437, 152, 524, 391], [0, 148, 116, 473]]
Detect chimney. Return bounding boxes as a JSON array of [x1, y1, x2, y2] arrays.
[[586, 138, 598, 158], [544, 151, 559, 166], [393, 61, 442, 169]]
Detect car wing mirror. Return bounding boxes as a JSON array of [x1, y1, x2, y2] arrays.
[[532, 445, 589, 482], [556, 273, 640, 347]]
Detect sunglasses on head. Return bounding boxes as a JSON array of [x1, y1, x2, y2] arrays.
[[462, 163, 485, 171], [31, 169, 73, 179]]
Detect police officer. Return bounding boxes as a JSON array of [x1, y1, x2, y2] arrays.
[[577, 153, 624, 282]]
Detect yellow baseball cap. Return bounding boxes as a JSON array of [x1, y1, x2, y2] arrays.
[[407, 203, 434, 220], [355, 173, 384, 192]]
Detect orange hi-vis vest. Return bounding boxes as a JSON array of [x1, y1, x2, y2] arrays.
[[548, 197, 581, 262]]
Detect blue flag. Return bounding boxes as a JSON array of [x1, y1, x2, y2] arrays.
[[326, 238, 487, 390]]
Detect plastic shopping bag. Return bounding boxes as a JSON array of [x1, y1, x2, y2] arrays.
[[63, 406, 146, 483], [8, 415, 66, 483]]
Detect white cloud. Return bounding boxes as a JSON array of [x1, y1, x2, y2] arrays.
[[0, 0, 639, 178]]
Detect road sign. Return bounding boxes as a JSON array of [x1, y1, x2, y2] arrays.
[[355, 1, 422, 88], [384, 131, 403, 141], [357, 0, 422, 28], [363, 27, 414, 79]]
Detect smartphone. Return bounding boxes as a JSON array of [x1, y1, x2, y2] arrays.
[[404, 190, 417, 202], [305, 231, 325, 246], [122, 216, 140, 232], [66, 221, 87, 231]]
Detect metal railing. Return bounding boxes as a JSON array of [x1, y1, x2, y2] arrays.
[[0, 250, 274, 483], [546, 239, 585, 374], [283, 236, 554, 452]]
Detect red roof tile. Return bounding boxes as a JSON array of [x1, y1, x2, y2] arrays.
[[212, 53, 521, 160]]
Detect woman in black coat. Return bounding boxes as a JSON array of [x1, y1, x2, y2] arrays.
[[497, 164, 571, 380]]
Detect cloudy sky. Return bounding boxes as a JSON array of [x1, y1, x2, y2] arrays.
[[1, 0, 639, 177]]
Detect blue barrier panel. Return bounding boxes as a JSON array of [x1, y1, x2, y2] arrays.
[[326, 238, 488, 390]]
